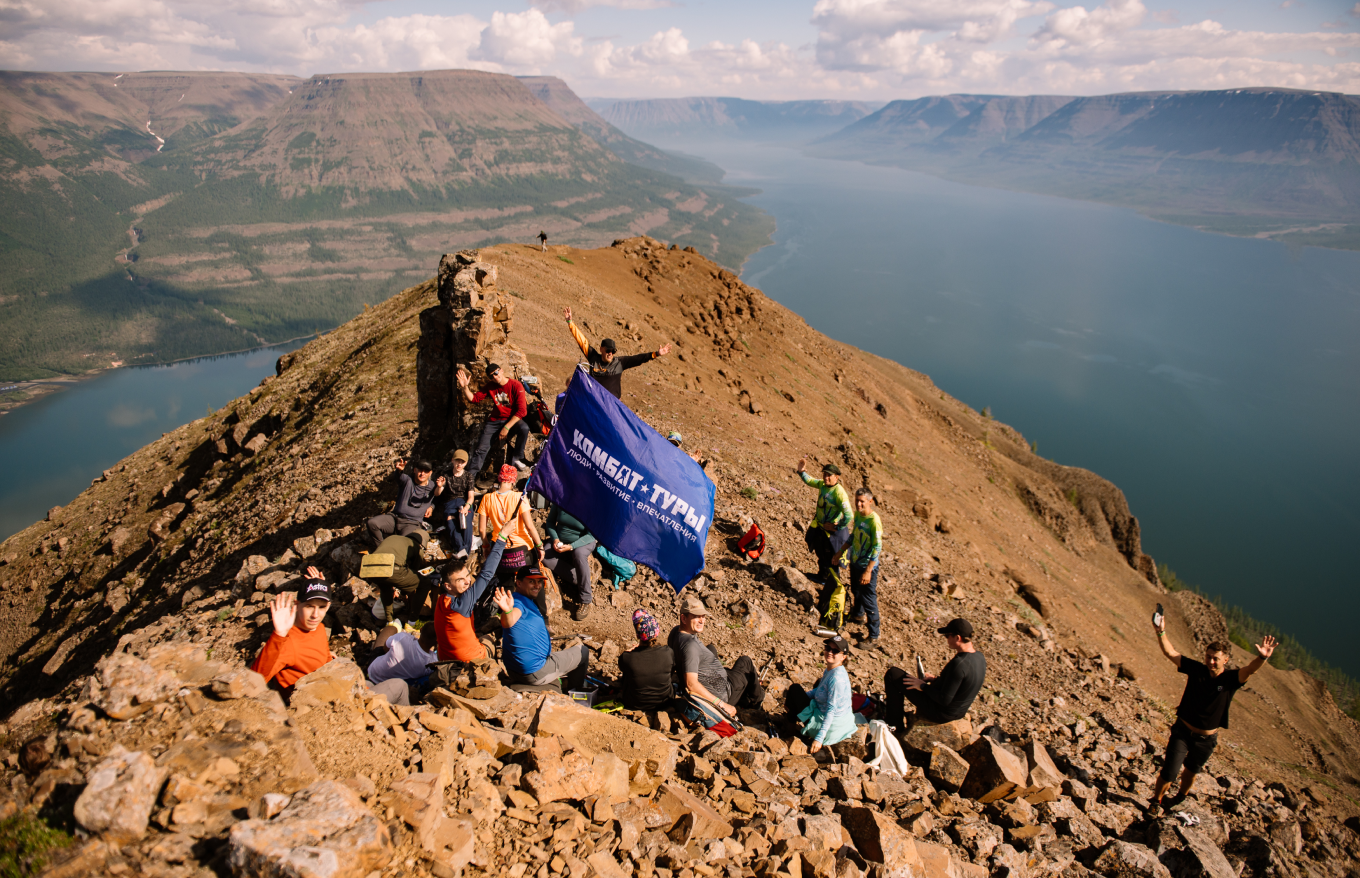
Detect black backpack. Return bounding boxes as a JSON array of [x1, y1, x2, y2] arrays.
[[521, 377, 553, 436]]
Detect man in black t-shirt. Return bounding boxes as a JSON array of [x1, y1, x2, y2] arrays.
[[884, 618, 987, 731], [1149, 616, 1276, 815]]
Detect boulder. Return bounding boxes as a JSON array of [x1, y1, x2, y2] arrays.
[[927, 744, 971, 793], [1175, 826, 1237, 878], [228, 780, 391, 878], [290, 658, 366, 710], [1092, 841, 1173, 878], [522, 738, 604, 803], [73, 747, 167, 842], [211, 668, 268, 700], [388, 771, 475, 870], [840, 806, 925, 878], [654, 781, 733, 841], [802, 814, 846, 852], [1266, 819, 1302, 856], [902, 717, 973, 759], [92, 652, 180, 720], [1023, 739, 1064, 790], [958, 736, 1029, 803], [530, 694, 680, 780], [738, 599, 775, 638]]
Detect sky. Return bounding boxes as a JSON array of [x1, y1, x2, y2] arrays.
[[3, 0, 1360, 99]]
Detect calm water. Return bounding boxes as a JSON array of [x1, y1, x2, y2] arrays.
[[676, 140, 1360, 675], [0, 341, 306, 543]]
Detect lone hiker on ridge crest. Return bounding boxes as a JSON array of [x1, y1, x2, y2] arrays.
[[563, 306, 670, 399]]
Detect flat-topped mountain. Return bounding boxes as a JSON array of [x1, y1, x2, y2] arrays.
[[810, 88, 1360, 244], [595, 96, 881, 142]]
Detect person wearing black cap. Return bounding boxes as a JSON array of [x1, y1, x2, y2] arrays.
[[457, 363, 530, 480], [366, 457, 444, 548], [883, 617, 986, 731], [797, 457, 854, 586], [785, 635, 857, 752], [564, 306, 671, 399], [1147, 616, 1275, 816]]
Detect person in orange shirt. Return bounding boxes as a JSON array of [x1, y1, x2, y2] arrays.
[[433, 514, 516, 686], [476, 464, 543, 589], [251, 566, 409, 705]]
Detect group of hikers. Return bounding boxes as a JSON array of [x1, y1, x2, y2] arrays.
[[248, 305, 1279, 817]]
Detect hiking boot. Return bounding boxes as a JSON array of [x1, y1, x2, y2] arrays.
[[510, 458, 530, 471], [1165, 793, 1188, 811], [849, 614, 867, 624], [1145, 800, 1164, 818], [572, 603, 592, 622]]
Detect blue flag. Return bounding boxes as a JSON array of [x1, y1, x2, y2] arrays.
[[527, 366, 713, 589]]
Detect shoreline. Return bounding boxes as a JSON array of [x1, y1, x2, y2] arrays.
[[0, 333, 318, 418]]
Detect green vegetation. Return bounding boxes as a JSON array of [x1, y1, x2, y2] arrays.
[[0, 811, 71, 877], [1159, 564, 1360, 721], [740, 486, 758, 500], [557, 256, 574, 264]]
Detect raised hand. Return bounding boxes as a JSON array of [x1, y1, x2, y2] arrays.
[[268, 593, 297, 638], [455, 369, 470, 389], [395, 457, 407, 473], [435, 475, 446, 488], [1256, 634, 1277, 659], [658, 343, 671, 356], [798, 457, 807, 473], [563, 306, 573, 321], [492, 587, 515, 614], [305, 565, 324, 581]]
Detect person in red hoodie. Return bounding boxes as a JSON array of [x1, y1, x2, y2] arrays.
[[456, 363, 530, 480], [251, 566, 409, 705]]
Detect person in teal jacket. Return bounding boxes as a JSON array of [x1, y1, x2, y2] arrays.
[[542, 504, 598, 621], [785, 635, 857, 751], [797, 457, 854, 589]]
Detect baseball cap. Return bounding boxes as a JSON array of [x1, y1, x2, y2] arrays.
[[667, 431, 683, 446], [600, 338, 617, 353], [822, 463, 842, 475], [452, 449, 469, 463], [633, 609, 661, 642], [823, 634, 850, 655], [498, 464, 519, 483], [300, 579, 333, 604], [680, 594, 710, 617], [938, 618, 974, 638], [413, 459, 433, 473]]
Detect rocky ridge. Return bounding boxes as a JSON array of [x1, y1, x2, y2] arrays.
[[0, 239, 1356, 876]]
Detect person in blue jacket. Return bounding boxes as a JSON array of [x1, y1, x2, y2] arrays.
[[784, 635, 858, 752]]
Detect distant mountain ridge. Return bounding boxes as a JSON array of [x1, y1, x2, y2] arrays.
[[810, 88, 1360, 243], [0, 70, 772, 381], [594, 96, 881, 142]]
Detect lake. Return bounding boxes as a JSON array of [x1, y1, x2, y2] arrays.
[[677, 140, 1358, 676], [0, 341, 306, 544]]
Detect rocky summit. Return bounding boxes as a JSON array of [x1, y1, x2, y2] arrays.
[[0, 238, 1356, 877]]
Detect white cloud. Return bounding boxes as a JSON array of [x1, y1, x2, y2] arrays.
[[528, 0, 673, 11], [471, 9, 582, 69], [1033, 0, 1145, 47]]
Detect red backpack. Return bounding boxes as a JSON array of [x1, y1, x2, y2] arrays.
[[737, 521, 766, 561]]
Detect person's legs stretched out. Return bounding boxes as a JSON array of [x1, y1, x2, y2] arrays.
[[725, 655, 763, 709]]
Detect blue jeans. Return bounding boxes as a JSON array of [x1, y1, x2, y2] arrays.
[[442, 495, 478, 554], [850, 563, 880, 638], [468, 418, 529, 476]]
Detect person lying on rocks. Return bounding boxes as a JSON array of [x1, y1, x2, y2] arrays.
[[785, 635, 857, 752], [883, 617, 986, 733], [564, 306, 671, 399], [796, 458, 853, 587], [251, 569, 409, 706], [834, 487, 883, 642], [457, 363, 530, 481], [477, 464, 543, 589], [439, 449, 478, 559], [541, 503, 597, 621], [367, 622, 438, 690], [668, 594, 764, 719], [432, 515, 515, 684], [367, 458, 443, 548], [365, 534, 431, 625], [619, 610, 675, 712], [492, 572, 590, 692], [1147, 619, 1276, 816]]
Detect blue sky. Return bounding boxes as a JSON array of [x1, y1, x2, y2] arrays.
[[4, 0, 1359, 98]]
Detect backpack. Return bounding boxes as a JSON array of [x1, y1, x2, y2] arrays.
[[736, 521, 766, 561], [521, 376, 553, 436], [594, 544, 637, 588], [820, 566, 848, 631]]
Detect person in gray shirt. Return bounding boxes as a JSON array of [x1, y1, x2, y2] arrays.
[[667, 594, 762, 718], [367, 458, 444, 548]]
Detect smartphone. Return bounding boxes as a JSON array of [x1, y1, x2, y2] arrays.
[[1152, 603, 1164, 629]]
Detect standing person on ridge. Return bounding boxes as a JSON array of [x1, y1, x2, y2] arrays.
[[563, 306, 670, 399], [797, 458, 854, 587], [837, 487, 883, 641], [538, 230, 548, 252], [1147, 616, 1276, 816], [456, 363, 530, 480]]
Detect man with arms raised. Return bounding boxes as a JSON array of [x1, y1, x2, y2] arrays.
[[564, 306, 670, 399], [367, 458, 443, 548], [668, 595, 763, 719], [883, 618, 986, 732], [1148, 618, 1276, 815]]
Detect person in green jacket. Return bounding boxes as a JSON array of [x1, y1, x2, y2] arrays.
[[797, 458, 854, 587], [836, 487, 883, 641], [542, 504, 598, 621]]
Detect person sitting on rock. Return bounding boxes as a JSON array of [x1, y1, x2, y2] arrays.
[[797, 458, 853, 587], [439, 449, 478, 559], [457, 364, 531, 480], [492, 572, 589, 692], [365, 533, 432, 625], [367, 457, 444, 548], [619, 610, 675, 712], [432, 516, 514, 678], [477, 464, 542, 588], [251, 568, 408, 706], [366, 622, 439, 690], [883, 618, 986, 732], [835, 487, 883, 642], [541, 503, 597, 621], [564, 306, 670, 399], [668, 594, 764, 719], [785, 635, 857, 753], [1147, 618, 1275, 816]]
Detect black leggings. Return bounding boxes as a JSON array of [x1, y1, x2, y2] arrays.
[[1159, 720, 1218, 783], [725, 656, 762, 709], [884, 667, 951, 730]]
